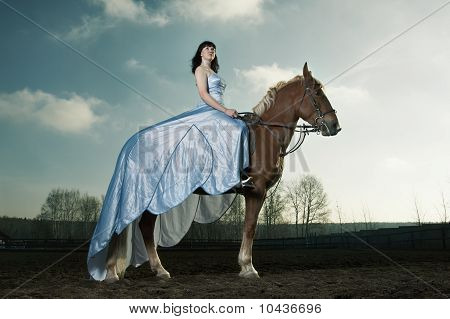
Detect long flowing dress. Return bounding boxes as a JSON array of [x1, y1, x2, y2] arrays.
[[87, 73, 249, 281]]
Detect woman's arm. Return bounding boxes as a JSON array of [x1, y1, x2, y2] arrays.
[[194, 67, 237, 117]]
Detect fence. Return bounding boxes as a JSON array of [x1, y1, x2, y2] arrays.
[[1, 224, 448, 251], [322, 223, 449, 250], [0, 239, 89, 250]]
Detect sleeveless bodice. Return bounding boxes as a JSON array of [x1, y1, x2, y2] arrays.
[[200, 73, 226, 104]]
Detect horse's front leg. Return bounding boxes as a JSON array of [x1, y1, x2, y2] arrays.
[[239, 192, 265, 278], [139, 211, 171, 279]]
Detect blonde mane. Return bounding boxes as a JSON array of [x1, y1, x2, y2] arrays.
[[252, 75, 303, 116]]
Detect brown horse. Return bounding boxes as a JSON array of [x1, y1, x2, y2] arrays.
[[104, 62, 340, 282]]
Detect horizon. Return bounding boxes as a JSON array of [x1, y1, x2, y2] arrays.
[[0, 213, 431, 225]]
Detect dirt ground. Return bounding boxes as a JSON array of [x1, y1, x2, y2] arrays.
[[1, 248, 449, 298]]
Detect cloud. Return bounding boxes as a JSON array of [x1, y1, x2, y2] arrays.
[[64, 15, 115, 42], [91, 0, 169, 25], [168, 0, 267, 24], [125, 58, 147, 71], [325, 85, 371, 108], [64, 0, 267, 41], [0, 89, 104, 133], [64, 0, 168, 41], [123, 58, 175, 90], [234, 63, 298, 94]]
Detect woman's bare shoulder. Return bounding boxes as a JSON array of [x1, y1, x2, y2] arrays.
[[194, 65, 207, 76], [194, 66, 208, 88]]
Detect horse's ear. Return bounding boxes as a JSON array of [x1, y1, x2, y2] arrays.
[[303, 62, 313, 86], [303, 62, 309, 77]]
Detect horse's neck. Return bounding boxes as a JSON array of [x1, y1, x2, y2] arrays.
[[260, 85, 302, 150]]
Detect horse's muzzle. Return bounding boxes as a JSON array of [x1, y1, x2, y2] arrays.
[[321, 121, 341, 136]]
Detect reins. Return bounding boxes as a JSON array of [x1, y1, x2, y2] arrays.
[[237, 112, 318, 158], [237, 84, 337, 158]]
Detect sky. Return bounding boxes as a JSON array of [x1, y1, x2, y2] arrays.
[[0, 0, 449, 223]]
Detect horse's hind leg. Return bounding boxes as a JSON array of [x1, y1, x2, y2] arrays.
[[139, 211, 170, 279], [238, 193, 265, 278]]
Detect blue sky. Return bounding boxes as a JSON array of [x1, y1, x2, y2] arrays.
[[1, 0, 449, 222]]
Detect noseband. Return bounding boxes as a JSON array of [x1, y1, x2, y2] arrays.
[[238, 84, 337, 157]]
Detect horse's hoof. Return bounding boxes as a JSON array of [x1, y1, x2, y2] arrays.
[[154, 267, 171, 279], [156, 271, 171, 279], [239, 269, 260, 279], [104, 274, 119, 283]]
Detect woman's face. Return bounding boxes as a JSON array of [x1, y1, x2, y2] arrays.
[[201, 45, 216, 61]]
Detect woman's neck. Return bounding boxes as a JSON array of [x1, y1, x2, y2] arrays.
[[201, 59, 212, 69]]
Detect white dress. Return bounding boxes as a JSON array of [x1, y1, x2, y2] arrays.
[[87, 73, 250, 280]]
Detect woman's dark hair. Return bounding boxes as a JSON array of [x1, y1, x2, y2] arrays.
[[191, 41, 219, 74]]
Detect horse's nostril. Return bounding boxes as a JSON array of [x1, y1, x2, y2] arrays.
[[331, 122, 341, 135]]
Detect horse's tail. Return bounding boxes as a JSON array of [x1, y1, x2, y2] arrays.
[[116, 224, 130, 279], [107, 224, 130, 280]]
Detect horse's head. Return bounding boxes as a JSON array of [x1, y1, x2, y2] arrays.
[[300, 63, 341, 136]]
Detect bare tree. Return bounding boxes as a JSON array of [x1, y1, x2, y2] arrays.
[[285, 182, 302, 237], [61, 189, 81, 222], [298, 175, 330, 238], [413, 193, 424, 226], [38, 188, 64, 237], [260, 183, 286, 238], [351, 210, 358, 232], [336, 202, 344, 235], [361, 202, 374, 230], [79, 193, 101, 237], [436, 191, 448, 224], [284, 175, 331, 238], [79, 193, 101, 222], [220, 195, 245, 239]]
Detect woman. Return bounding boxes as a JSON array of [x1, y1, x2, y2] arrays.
[[192, 41, 238, 118], [191, 40, 253, 187], [87, 40, 252, 281]]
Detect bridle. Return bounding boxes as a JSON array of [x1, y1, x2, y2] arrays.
[[238, 83, 337, 157], [305, 87, 337, 136]]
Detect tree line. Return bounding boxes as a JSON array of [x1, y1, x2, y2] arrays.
[[37, 188, 103, 222], [36, 188, 103, 238], [3, 175, 330, 239]]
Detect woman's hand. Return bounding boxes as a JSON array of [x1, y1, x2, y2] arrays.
[[224, 108, 238, 118]]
